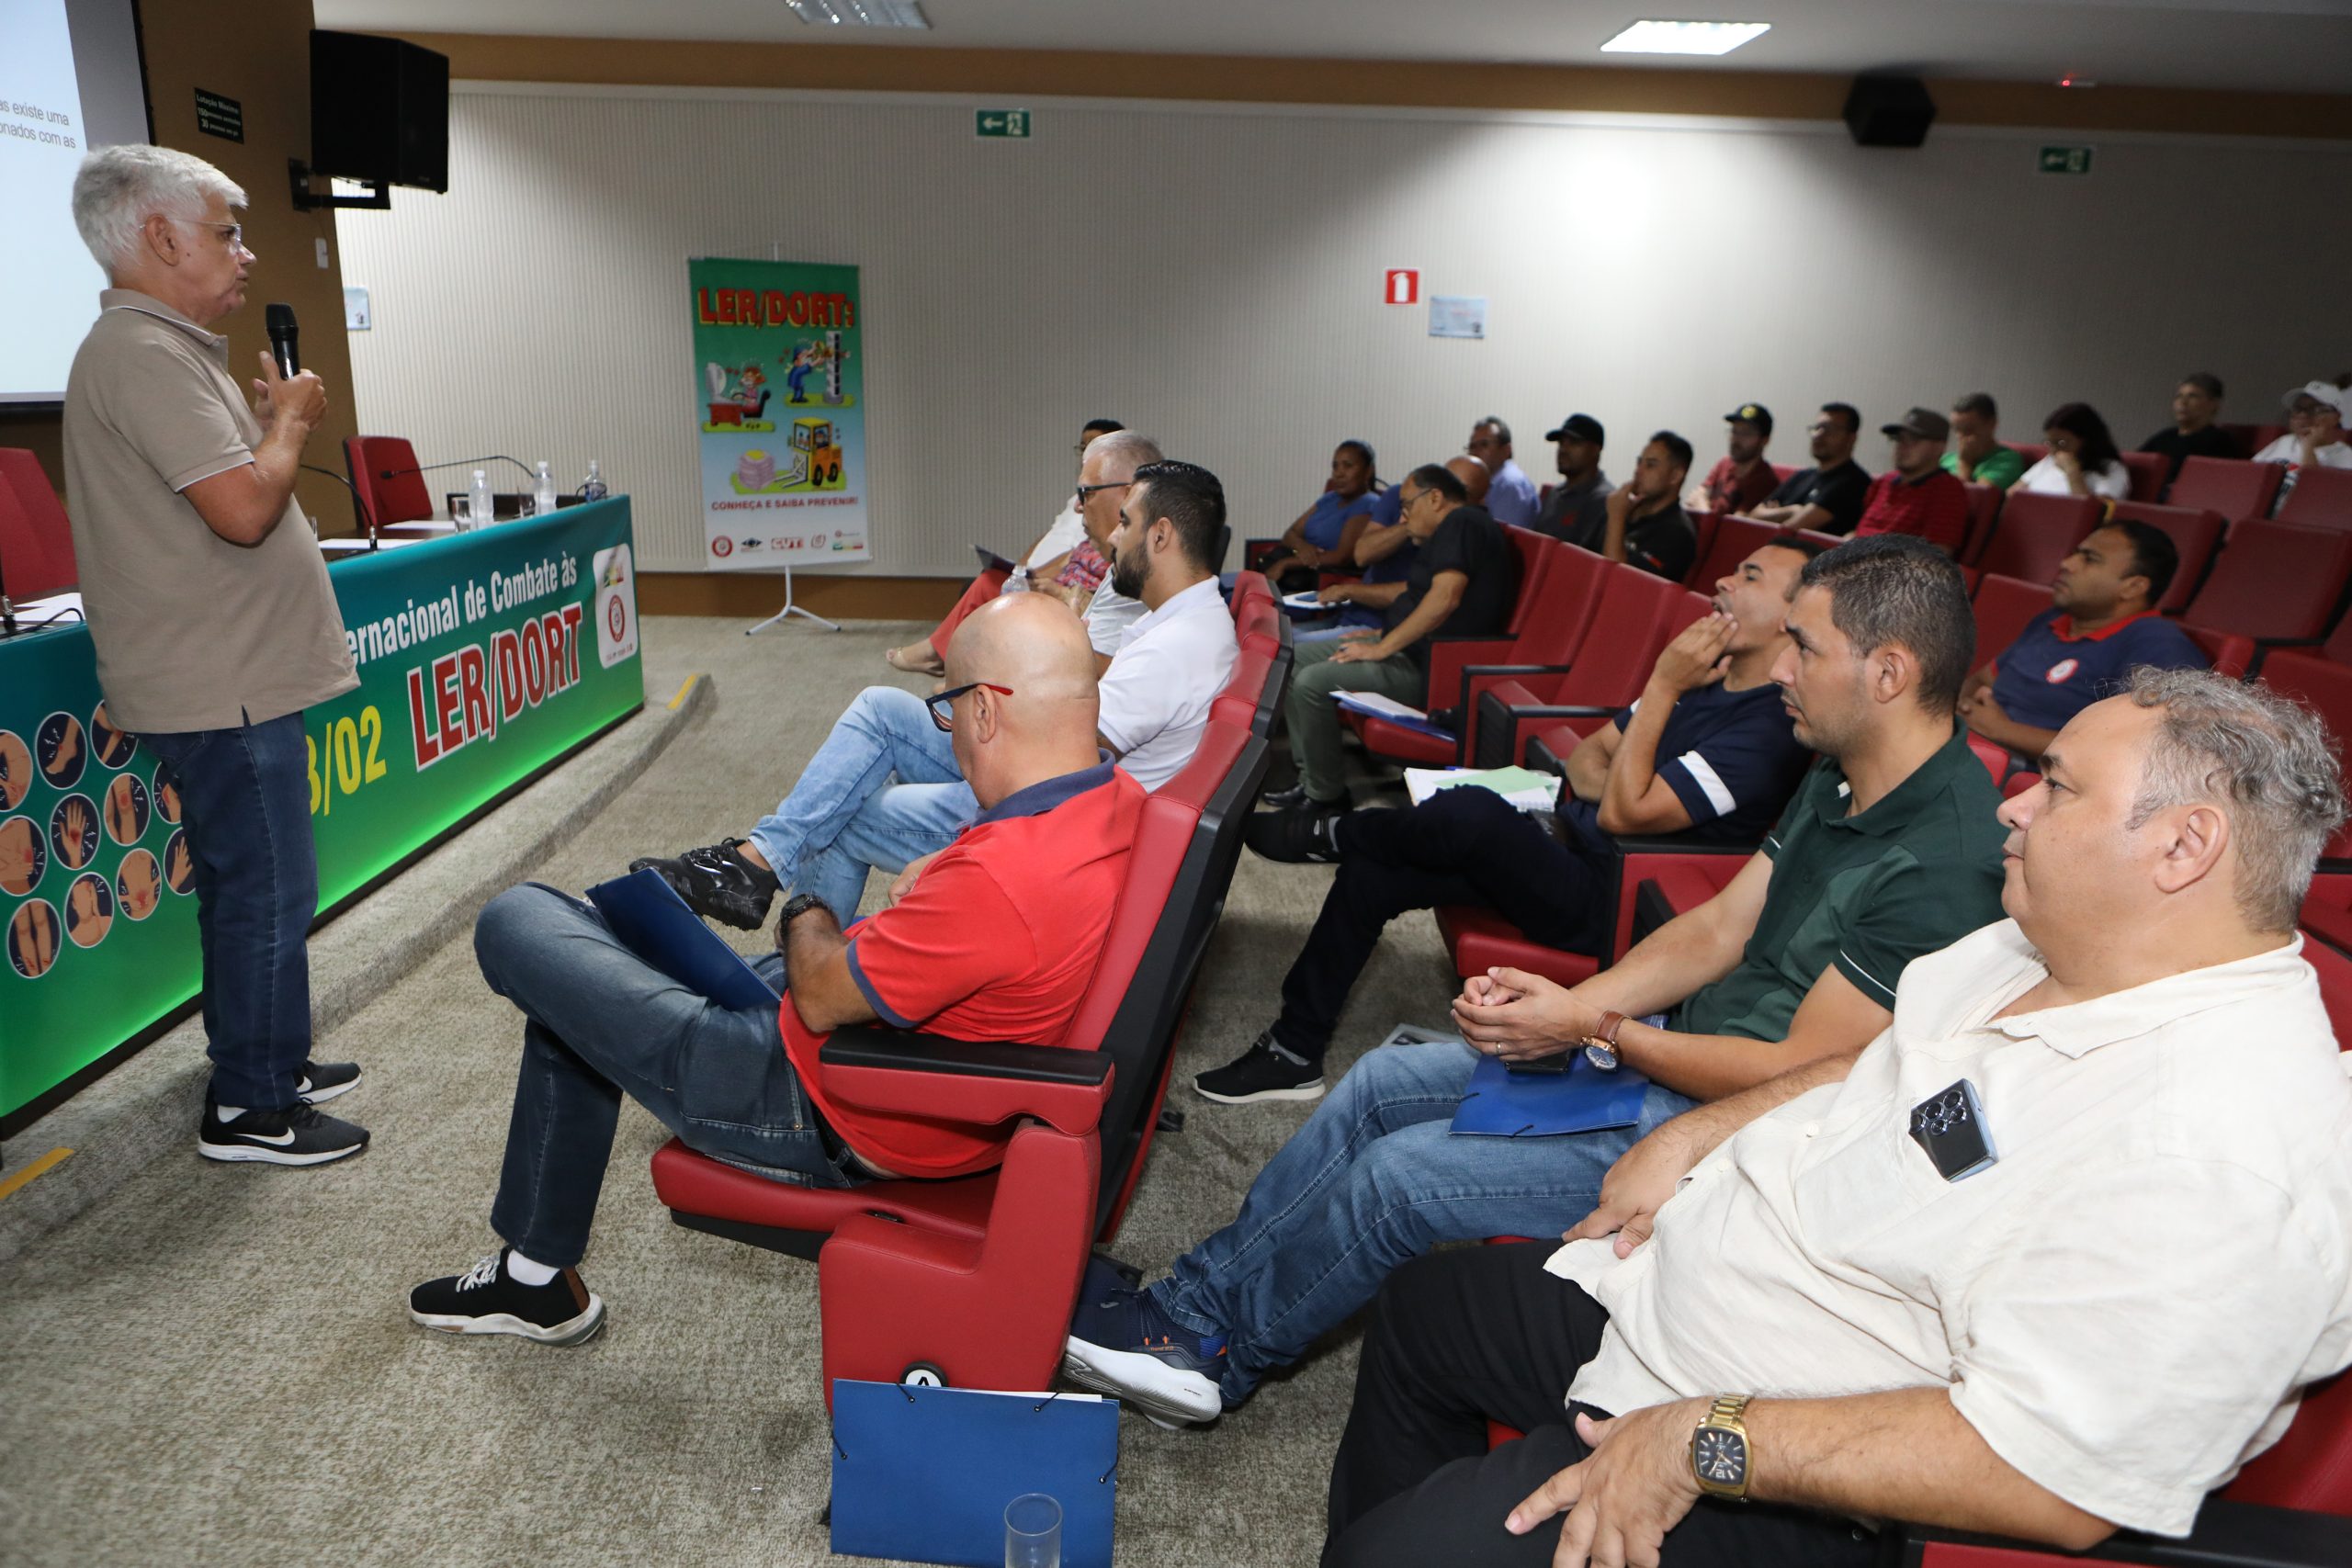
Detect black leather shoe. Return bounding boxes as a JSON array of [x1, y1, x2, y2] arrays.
[[627, 837, 780, 930]]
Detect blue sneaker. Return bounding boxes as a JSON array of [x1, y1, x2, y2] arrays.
[[1061, 1281, 1227, 1427]]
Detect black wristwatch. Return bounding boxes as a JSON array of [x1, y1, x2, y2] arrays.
[[777, 892, 834, 930]]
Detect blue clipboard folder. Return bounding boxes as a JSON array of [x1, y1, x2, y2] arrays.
[[1451, 1050, 1653, 1138], [583, 868, 779, 1012], [1332, 691, 1457, 742]]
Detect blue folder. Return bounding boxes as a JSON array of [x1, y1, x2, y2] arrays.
[[1450, 1050, 1653, 1138], [583, 868, 778, 1011], [831, 1381, 1119, 1568], [1332, 691, 1457, 740]]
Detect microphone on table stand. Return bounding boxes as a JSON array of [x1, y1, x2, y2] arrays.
[[300, 465, 378, 550], [377, 455, 537, 485]]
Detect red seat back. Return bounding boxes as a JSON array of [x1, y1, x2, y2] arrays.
[[345, 435, 435, 528], [2222, 423, 2283, 459], [1957, 483, 2002, 565], [2185, 626, 2256, 679], [2257, 651, 2352, 858], [1236, 595, 1281, 656], [2119, 449, 2167, 503], [1500, 525, 1551, 637], [2227, 1369, 2352, 1517], [1970, 573, 2052, 668], [0, 448, 76, 600], [2107, 501, 2225, 615], [1973, 492, 2101, 584], [1684, 513, 1772, 591], [1967, 734, 2012, 785], [1509, 542, 1608, 669], [1534, 565, 1689, 708], [2184, 521, 2352, 642], [2277, 466, 2352, 531], [2170, 457, 2284, 525], [1209, 646, 1273, 730], [2007, 442, 2048, 468]]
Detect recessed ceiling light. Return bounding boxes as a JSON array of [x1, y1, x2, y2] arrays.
[[1600, 20, 1770, 56], [782, 0, 929, 28]]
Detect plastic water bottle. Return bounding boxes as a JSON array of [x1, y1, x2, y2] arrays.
[[468, 468, 494, 531], [533, 460, 559, 517], [1001, 565, 1033, 593], [580, 459, 608, 502]]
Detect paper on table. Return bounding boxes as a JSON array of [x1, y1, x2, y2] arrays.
[[1404, 765, 1558, 813]]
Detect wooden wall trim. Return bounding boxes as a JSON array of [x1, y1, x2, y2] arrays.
[[397, 32, 2352, 141], [639, 571, 962, 622]]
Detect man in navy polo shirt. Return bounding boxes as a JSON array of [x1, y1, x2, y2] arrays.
[[1199, 537, 1820, 1104], [1960, 519, 2208, 761]]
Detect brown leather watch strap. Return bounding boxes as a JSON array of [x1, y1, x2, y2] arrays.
[[1591, 1010, 1628, 1048]]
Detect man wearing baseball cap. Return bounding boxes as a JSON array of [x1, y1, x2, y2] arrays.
[[1854, 407, 1970, 555], [1686, 403, 1777, 516], [2253, 381, 2352, 499], [1531, 413, 1611, 547]]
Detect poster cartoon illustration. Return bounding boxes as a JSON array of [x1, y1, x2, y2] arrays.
[[689, 258, 869, 567]]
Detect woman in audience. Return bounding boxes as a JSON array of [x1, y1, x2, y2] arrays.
[[2014, 402, 2129, 500], [1258, 440, 1380, 592]]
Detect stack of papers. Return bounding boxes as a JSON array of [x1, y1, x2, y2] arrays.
[[1403, 765, 1558, 813]]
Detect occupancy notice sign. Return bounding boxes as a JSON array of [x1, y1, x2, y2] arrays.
[[690, 257, 870, 569]]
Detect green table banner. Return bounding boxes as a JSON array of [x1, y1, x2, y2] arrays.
[[1, 499, 644, 1129]]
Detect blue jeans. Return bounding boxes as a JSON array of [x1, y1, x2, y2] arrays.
[[1152, 1041, 1696, 1406], [474, 883, 858, 1270], [743, 685, 977, 916], [138, 712, 318, 1111]]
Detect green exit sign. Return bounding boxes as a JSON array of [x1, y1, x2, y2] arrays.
[[975, 108, 1031, 140], [2038, 144, 2095, 175]]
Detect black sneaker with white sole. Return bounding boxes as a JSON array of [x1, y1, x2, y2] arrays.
[[409, 1249, 606, 1347], [1193, 1028, 1326, 1104], [198, 1099, 370, 1166], [1243, 799, 1351, 864], [296, 1059, 362, 1104], [1061, 1278, 1227, 1427], [627, 837, 780, 930]]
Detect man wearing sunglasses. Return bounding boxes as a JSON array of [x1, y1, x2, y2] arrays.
[[410, 592, 1147, 1343]]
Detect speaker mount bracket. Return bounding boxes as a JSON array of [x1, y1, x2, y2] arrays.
[[288, 158, 392, 213]]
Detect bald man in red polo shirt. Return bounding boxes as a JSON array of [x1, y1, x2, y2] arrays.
[[408, 593, 1145, 1346]]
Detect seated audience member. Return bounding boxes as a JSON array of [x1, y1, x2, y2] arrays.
[[1597, 431, 1701, 581], [1065, 538, 2006, 1426], [1058, 432, 1170, 664], [2138, 372, 2235, 483], [2015, 401, 2130, 499], [1685, 403, 1777, 516], [884, 421, 1134, 676], [1939, 391, 2024, 491], [1743, 402, 1870, 535], [1529, 413, 1610, 546], [1960, 520, 2207, 761], [1319, 668, 2352, 1568], [409, 593, 1148, 1344], [1197, 539, 1819, 1103], [631, 460, 1233, 929], [1308, 455, 1484, 643], [1856, 408, 1970, 553], [1258, 462, 1514, 829], [1468, 416, 1541, 527], [2255, 381, 2352, 497], [1257, 439, 1380, 592]]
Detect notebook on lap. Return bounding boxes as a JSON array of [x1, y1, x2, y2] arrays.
[[584, 868, 779, 1011]]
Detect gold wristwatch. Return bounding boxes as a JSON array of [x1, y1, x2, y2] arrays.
[[1690, 1393, 1754, 1501]]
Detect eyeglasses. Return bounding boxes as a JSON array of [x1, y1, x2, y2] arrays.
[[176, 218, 245, 249], [1075, 479, 1132, 503], [925, 682, 1014, 731]]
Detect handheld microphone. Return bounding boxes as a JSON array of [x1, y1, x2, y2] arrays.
[[266, 302, 300, 378]]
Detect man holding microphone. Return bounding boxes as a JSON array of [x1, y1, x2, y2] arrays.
[[62, 145, 368, 1164]]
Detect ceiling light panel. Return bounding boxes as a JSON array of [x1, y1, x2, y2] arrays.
[[1600, 20, 1771, 56], [782, 0, 930, 28]]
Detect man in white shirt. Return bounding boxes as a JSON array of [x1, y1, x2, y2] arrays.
[[1323, 666, 2352, 1568], [2254, 381, 2352, 499], [629, 459, 1235, 928], [1468, 416, 1541, 527]]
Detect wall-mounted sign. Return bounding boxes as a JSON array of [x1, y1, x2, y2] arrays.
[[1384, 269, 1419, 306], [1429, 295, 1487, 340], [975, 109, 1030, 139], [193, 89, 242, 142], [344, 287, 371, 332], [2038, 145, 2094, 175]]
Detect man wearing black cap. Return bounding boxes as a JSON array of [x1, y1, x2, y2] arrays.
[[1531, 413, 1611, 547], [1744, 402, 1871, 536], [1855, 407, 1970, 555], [1686, 402, 1778, 516]]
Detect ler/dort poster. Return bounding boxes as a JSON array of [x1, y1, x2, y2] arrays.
[[690, 257, 870, 569]]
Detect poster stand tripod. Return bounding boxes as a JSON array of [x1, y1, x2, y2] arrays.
[[747, 328, 851, 637]]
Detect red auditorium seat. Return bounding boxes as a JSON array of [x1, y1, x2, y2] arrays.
[[2181, 521, 2352, 643], [1957, 483, 2003, 565], [2119, 449, 2168, 503], [1465, 572, 1705, 770], [2007, 442, 2048, 468], [2301, 874, 2352, 955], [1441, 840, 1750, 990], [1969, 573, 2052, 668], [0, 447, 77, 601], [2277, 467, 2352, 531], [2107, 501, 2225, 614], [1770, 462, 1797, 485], [2256, 651, 2352, 861], [2169, 456, 2285, 525], [2186, 626, 2256, 679], [1972, 492, 2101, 584], [650, 716, 1271, 1407], [1794, 529, 1844, 553], [1683, 513, 1768, 591], [344, 435, 437, 530], [2222, 423, 2283, 460]]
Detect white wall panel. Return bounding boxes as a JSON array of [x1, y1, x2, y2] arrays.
[[337, 85, 2352, 575]]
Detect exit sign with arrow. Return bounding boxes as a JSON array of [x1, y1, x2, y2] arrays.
[[976, 109, 1031, 140], [2038, 145, 2095, 175]]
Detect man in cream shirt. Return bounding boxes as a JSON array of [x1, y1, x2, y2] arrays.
[[1322, 666, 2352, 1568]]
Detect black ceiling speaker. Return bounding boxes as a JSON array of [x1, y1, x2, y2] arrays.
[[310, 30, 449, 191], [1843, 75, 1937, 149]]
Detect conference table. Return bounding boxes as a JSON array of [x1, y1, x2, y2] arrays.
[[0, 497, 644, 1136]]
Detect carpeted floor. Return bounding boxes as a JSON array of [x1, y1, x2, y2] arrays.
[[0, 615, 1469, 1567]]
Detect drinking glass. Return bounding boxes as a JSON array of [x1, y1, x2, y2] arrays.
[[1003, 1493, 1061, 1568]]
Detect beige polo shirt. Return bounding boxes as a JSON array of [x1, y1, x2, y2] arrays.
[[1547, 919, 2352, 1537], [61, 288, 356, 734]]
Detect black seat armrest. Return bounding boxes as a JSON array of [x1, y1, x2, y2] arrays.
[[819, 1027, 1114, 1087], [1894, 1500, 2352, 1568]]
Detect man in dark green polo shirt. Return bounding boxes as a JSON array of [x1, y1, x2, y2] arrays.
[[1058, 536, 2008, 1427]]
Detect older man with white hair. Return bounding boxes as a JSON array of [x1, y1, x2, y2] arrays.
[[62, 144, 367, 1166]]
